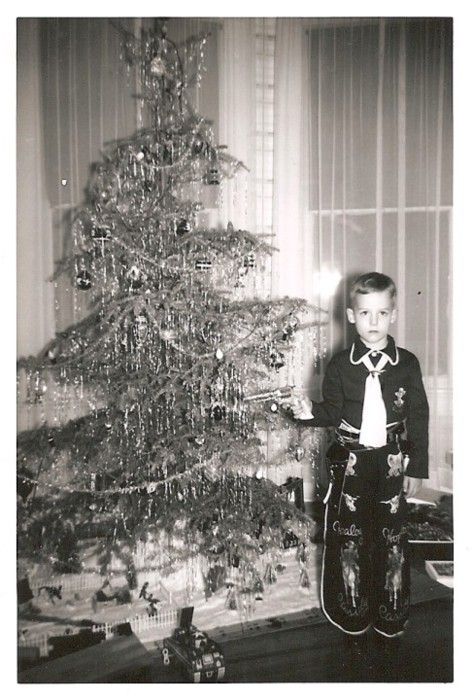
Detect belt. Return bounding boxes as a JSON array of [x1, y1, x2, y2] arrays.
[[335, 420, 405, 449]]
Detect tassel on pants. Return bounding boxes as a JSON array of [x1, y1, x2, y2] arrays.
[[321, 443, 410, 637]]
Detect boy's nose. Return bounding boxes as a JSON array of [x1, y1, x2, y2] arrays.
[[370, 314, 378, 326]]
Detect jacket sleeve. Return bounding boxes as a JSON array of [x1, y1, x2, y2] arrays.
[[297, 356, 344, 428], [404, 355, 430, 479]]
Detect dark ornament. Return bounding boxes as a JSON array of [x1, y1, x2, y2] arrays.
[[243, 253, 256, 269], [176, 219, 191, 235], [195, 259, 212, 271], [76, 270, 92, 290], [282, 530, 299, 549], [295, 446, 305, 462], [269, 350, 285, 370], [127, 265, 144, 289], [205, 167, 220, 185], [91, 224, 112, 242], [212, 405, 225, 422]]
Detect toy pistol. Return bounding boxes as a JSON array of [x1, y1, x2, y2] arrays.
[[243, 385, 294, 403]]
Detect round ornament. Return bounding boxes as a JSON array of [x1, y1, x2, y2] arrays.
[[215, 348, 224, 361], [176, 219, 191, 235], [212, 405, 224, 422], [270, 402, 278, 413], [127, 265, 144, 289], [76, 270, 92, 290]]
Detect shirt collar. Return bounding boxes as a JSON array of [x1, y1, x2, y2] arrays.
[[350, 334, 399, 366]]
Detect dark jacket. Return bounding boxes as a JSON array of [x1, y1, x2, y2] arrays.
[[302, 335, 429, 478]]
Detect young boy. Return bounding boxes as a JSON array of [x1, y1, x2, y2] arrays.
[[290, 272, 429, 641]]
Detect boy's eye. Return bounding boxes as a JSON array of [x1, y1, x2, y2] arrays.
[[359, 311, 368, 316], [380, 311, 388, 316]]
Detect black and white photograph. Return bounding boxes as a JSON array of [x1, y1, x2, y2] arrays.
[[12, 1, 465, 687]]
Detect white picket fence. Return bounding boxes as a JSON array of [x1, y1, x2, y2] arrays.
[[30, 572, 104, 597], [92, 607, 179, 638], [18, 606, 180, 658], [29, 571, 174, 605]]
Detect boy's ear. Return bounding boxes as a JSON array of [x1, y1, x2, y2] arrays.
[[346, 307, 355, 324], [390, 308, 397, 324]]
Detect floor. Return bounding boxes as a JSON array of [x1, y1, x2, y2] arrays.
[[151, 596, 452, 683]]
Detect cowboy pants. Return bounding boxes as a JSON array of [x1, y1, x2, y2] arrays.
[[321, 443, 410, 637]]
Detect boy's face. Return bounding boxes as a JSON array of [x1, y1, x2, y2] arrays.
[[346, 290, 397, 347]]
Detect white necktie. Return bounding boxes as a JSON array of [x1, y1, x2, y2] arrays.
[[359, 353, 389, 447]]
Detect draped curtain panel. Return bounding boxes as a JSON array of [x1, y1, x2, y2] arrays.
[[307, 18, 453, 490], [17, 19, 56, 358]]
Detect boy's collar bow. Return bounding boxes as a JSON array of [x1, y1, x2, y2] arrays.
[[350, 334, 399, 365]]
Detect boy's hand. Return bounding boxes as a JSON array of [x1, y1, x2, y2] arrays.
[[403, 476, 422, 499], [282, 395, 314, 420]]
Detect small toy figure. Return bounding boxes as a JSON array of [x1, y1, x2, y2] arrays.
[[38, 584, 63, 604]]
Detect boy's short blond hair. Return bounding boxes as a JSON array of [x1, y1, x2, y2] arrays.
[[349, 272, 397, 307]]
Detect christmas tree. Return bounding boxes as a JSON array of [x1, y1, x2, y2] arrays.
[[17, 21, 317, 598]]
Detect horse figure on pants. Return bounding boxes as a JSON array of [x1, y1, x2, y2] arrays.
[[385, 545, 404, 610], [340, 540, 360, 608]]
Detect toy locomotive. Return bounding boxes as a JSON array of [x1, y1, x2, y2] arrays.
[[162, 607, 225, 683]]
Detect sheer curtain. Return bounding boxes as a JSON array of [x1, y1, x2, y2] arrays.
[[272, 17, 453, 492], [17, 19, 56, 430], [17, 18, 140, 430], [17, 19, 56, 358]]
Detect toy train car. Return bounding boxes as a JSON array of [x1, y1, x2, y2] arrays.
[[162, 607, 225, 683]]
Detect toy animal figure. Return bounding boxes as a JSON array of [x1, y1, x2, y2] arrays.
[[385, 545, 404, 610], [340, 541, 360, 608], [387, 452, 404, 478], [343, 493, 359, 512], [380, 492, 402, 514], [38, 585, 62, 603]]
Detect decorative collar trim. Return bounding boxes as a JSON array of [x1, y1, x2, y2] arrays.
[[350, 335, 399, 366]]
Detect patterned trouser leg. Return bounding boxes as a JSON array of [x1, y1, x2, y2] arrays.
[[321, 444, 410, 637]]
